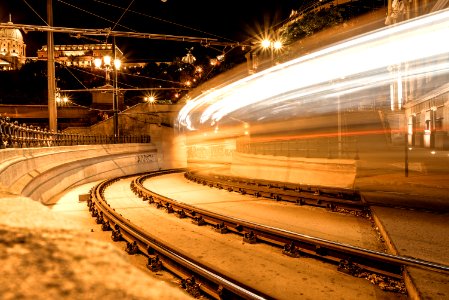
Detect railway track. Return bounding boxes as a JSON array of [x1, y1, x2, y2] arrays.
[[88, 169, 272, 299], [88, 168, 449, 299], [184, 170, 367, 215]]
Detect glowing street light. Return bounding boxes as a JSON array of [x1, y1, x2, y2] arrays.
[[144, 95, 156, 103], [94, 55, 121, 85], [261, 38, 283, 65], [55, 88, 70, 106], [93, 45, 122, 140], [182, 47, 196, 64]]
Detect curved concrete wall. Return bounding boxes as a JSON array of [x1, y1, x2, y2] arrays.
[[0, 144, 165, 203], [230, 152, 357, 188]]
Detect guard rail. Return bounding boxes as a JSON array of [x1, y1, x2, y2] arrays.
[[0, 116, 150, 148]]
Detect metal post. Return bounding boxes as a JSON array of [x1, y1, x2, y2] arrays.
[[338, 94, 342, 157], [112, 37, 119, 141], [47, 0, 57, 132], [404, 124, 409, 177]]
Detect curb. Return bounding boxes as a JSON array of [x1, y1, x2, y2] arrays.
[[370, 206, 421, 300]]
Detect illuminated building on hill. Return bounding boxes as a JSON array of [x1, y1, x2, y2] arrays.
[[37, 43, 123, 68], [0, 15, 26, 70]]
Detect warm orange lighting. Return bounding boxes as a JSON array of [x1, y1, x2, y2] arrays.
[[273, 40, 283, 50], [103, 55, 111, 66], [261, 39, 271, 49], [93, 58, 102, 68], [144, 96, 156, 103], [114, 59, 121, 70]]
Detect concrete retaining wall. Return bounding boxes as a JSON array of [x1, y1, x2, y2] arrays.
[[230, 152, 357, 188], [0, 144, 167, 204]]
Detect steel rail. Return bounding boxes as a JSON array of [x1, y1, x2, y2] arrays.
[[132, 170, 449, 278], [185, 170, 366, 212], [89, 169, 272, 300]]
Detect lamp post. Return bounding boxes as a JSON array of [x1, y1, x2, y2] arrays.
[[94, 55, 120, 86], [331, 78, 343, 158], [55, 88, 70, 106], [94, 50, 121, 140], [144, 96, 156, 104], [261, 39, 283, 65], [47, 0, 57, 132]]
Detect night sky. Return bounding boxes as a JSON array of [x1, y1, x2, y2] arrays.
[[1, 0, 301, 61]]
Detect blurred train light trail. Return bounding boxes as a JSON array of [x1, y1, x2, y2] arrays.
[[176, 9, 449, 131]]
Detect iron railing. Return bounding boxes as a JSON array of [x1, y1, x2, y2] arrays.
[[0, 116, 150, 149]]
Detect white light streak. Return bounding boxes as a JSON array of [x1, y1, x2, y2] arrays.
[[176, 8, 449, 131]]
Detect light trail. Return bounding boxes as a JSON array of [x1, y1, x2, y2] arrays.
[[176, 8, 449, 132]]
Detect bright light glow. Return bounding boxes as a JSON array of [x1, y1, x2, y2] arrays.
[[144, 96, 156, 103], [176, 9, 449, 131], [273, 40, 283, 50], [261, 39, 271, 48], [56, 93, 71, 106], [114, 59, 121, 70], [93, 58, 102, 68], [103, 55, 111, 66]]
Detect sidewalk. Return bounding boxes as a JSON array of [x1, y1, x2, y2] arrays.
[[356, 172, 449, 211], [371, 206, 449, 299]]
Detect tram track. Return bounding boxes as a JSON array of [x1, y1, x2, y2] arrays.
[[88, 169, 274, 299], [88, 168, 449, 299], [184, 170, 367, 215]]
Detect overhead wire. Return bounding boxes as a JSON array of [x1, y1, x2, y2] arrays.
[[19, 0, 299, 106], [119, 70, 186, 86], [110, 0, 135, 32], [21, 0, 48, 26], [61, 64, 89, 89], [56, 0, 137, 32], [92, 0, 238, 43], [58, 63, 186, 91]]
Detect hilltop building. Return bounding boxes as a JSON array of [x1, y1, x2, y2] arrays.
[[37, 43, 124, 68], [0, 15, 26, 70]]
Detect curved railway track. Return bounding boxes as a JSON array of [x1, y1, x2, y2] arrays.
[[88, 169, 271, 299], [184, 170, 367, 214], [88, 168, 449, 299]]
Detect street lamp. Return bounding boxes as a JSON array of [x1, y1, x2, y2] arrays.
[[182, 47, 196, 64], [55, 88, 70, 106], [94, 55, 121, 85], [261, 39, 283, 65], [144, 96, 156, 103], [93, 53, 122, 140]]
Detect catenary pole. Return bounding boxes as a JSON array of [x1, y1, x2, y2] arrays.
[[47, 0, 57, 132]]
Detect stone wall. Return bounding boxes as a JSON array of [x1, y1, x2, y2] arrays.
[[64, 103, 184, 145], [0, 144, 177, 204]]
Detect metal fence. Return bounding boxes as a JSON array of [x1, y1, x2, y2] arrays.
[[0, 117, 151, 149]]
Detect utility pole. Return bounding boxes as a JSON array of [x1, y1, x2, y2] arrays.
[[112, 37, 119, 141], [47, 0, 57, 132]]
